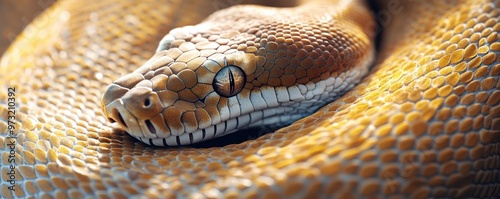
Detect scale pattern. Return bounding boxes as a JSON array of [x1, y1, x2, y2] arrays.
[[101, 0, 375, 146], [0, 0, 499, 198]]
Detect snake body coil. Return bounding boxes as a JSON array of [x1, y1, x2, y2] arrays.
[[1, 0, 499, 198]]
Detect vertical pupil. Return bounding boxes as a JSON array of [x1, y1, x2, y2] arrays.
[[212, 65, 246, 98], [228, 68, 235, 95]]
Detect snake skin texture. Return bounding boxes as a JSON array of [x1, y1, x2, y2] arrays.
[[1, 0, 499, 198], [101, 0, 375, 146]]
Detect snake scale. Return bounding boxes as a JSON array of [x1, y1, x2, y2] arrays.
[[1, 0, 499, 198]]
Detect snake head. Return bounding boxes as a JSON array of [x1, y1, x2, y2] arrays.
[[101, 4, 375, 146], [101, 37, 259, 146], [101, 20, 272, 146]]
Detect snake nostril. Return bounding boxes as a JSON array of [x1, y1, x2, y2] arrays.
[[145, 119, 156, 134], [143, 97, 151, 108]]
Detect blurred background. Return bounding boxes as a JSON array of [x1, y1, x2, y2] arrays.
[[0, 0, 55, 55]]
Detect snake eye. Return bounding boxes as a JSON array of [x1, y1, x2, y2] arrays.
[[212, 65, 246, 97]]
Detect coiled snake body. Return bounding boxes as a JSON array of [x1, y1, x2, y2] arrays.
[[1, 0, 500, 198]]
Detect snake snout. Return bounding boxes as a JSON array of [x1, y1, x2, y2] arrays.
[[102, 82, 166, 138]]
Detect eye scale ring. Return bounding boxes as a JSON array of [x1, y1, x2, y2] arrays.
[[212, 65, 246, 98]]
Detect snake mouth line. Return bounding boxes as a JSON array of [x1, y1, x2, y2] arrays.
[[139, 106, 308, 147], [106, 99, 310, 147]]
